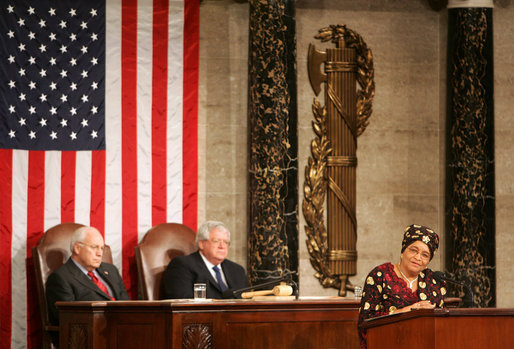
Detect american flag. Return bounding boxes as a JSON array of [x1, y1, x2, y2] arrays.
[[0, 0, 199, 347]]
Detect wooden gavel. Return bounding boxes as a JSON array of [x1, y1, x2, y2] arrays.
[[241, 285, 293, 299]]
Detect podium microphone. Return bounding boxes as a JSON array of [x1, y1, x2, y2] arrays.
[[433, 271, 475, 308]]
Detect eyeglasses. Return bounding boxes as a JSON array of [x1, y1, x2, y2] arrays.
[[405, 246, 430, 261], [78, 242, 105, 252], [209, 239, 230, 247]]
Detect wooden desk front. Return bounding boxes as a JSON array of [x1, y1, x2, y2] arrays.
[[57, 298, 361, 349], [362, 308, 514, 349]]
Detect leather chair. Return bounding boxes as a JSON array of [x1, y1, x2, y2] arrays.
[[32, 223, 113, 349], [135, 223, 197, 300]]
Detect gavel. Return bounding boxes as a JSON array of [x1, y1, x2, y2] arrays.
[[240, 285, 293, 299]]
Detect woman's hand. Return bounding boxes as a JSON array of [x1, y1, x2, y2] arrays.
[[395, 301, 435, 313], [409, 300, 435, 310]]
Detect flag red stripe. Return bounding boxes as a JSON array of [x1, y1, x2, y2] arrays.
[[182, 0, 199, 231], [121, 0, 139, 299], [0, 150, 13, 347], [90, 151, 106, 236], [27, 151, 46, 252], [151, 0, 169, 226], [26, 151, 46, 347], [61, 151, 76, 223]]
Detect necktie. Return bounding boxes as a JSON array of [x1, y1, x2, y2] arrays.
[[213, 266, 227, 292], [88, 271, 115, 300]]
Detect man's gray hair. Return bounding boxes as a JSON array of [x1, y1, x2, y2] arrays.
[[69, 226, 95, 252], [196, 221, 230, 244]]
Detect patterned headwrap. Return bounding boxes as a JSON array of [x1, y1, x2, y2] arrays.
[[401, 224, 439, 260]]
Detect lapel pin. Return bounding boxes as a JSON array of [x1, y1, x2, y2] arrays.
[[104, 271, 109, 275]]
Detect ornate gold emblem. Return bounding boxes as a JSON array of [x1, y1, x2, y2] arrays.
[[303, 25, 374, 296]]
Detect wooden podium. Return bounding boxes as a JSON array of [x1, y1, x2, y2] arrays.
[[57, 298, 361, 349], [362, 308, 514, 349]]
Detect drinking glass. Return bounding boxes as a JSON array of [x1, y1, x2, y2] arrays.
[[193, 283, 206, 300]]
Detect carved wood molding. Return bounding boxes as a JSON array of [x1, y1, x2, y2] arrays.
[[182, 323, 212, 349]]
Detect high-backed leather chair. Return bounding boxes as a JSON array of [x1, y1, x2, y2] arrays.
[[135, 223, 197, 300], [32, 223, 113, 349]]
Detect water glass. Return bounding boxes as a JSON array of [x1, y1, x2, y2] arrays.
[[193, 283, 206, 300]]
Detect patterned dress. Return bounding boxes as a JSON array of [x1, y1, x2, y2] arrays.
[[357, 262, 446, 349]]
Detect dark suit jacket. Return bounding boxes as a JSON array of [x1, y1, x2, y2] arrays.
[[46, 258, 130, 325], [162, 251, 249, 299]]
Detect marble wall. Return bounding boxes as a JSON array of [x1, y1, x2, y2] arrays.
[[493, 3, 514, 307], [197, 0, 249, 264], [198, 0, 513, 307]]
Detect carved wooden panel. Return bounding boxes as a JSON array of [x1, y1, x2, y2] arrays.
[[182, 323, 212, 349], [69, 323, 88, 349]]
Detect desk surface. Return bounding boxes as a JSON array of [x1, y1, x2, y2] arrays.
[[58, 296, 360, 310]]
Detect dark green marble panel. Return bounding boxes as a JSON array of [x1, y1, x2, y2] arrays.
[[247, 0, 299, 286], [445, 8, 495, 307]]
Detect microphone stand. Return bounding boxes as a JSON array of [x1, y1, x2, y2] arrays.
[[435, 271, 475, 308], [446, 278, 475, 308], [223, 274, 299, 299], [289, 279, 299, 300]]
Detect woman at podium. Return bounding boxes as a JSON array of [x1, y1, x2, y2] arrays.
[[357, 224, 447, 349]]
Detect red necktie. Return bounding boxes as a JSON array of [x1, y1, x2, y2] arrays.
[[88, 271, 115, 300]]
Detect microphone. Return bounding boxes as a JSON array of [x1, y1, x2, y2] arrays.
[[222, 274, 298, 299], [433, 271, 475, 308]]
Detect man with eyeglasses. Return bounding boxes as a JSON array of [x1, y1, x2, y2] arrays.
[[162, 221, 249, 299], [46, 226, 129, 326]]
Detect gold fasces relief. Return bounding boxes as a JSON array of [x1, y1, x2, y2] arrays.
[[304, 25, 374, 296]]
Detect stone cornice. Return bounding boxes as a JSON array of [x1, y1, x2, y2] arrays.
[[428, 0, 510, 10], [448, 0, 494, 8]]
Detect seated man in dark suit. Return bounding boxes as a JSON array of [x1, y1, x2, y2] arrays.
[[162, 221, 249, 299], [46, 226, 130, 325]]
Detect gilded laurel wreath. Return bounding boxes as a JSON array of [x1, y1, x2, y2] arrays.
[[303, 100, 336, 287], [315, 24, 375, 136], [303, 25, 374, 289]]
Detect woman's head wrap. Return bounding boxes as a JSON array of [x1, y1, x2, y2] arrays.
[[401, 224, 439, 259]]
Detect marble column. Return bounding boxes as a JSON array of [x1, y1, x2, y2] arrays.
[[445, 0, 495, 307], [247, 0, 298, 285]]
